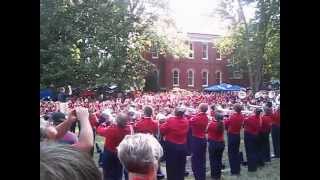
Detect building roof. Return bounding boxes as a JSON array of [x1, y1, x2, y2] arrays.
[[187, 32, 222, 43]]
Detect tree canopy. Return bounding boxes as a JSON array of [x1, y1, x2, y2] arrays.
[[40, 0, 189, 90], [214, 0, 280, 91]]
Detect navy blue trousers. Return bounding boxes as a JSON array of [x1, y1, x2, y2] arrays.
[[124, 170, 129, 180], [159, 136, 166, 162], [272, 125, 280, 158], [101, 149, 123, 180], [208, 140, 225, 179], [191, 136, 207, 180], [164, 141, 187, 180], [256, 134, 265, 167], [244, 133, 258, 172], [186, 128, 192, 156], [227, 133, 241, 175], [260, 131, 271, 162]]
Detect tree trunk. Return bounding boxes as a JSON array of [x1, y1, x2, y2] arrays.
[[247, 61, 255, 91], [254, 57, 264, 91], [236, 0, 255, 91]]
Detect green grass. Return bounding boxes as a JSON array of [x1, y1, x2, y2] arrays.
[[93, 133, 280, 180]]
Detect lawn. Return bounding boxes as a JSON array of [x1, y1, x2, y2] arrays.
[[93, 133, 280, 180]]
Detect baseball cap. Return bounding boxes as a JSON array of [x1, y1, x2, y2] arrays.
[[50, 112, 66, 125]]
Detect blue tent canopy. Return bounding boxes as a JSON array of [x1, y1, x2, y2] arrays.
[[204, 83, 244, 92], [40, 89, 53, 100]]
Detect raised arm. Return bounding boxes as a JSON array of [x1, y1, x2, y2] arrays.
[[55, 111, 77, 139], [72, 107, 93, 153]]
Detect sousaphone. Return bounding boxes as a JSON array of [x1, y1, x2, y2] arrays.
[[238, 91, 247, 99], [268, 91, 275, 99], [275, 94, 280, 105]]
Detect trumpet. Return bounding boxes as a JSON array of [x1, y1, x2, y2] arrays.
[[255, 92, 262, 99], [247, 103, 263, 109], [242, 110, 254, 115]]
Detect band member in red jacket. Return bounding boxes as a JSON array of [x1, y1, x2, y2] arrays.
[[224, 104, 244, 175], [97, 113, 132, 180], [259, 107, 273, 164], [207, 112, 225, 180], [184, 108, 195, 177], [271, 107, 280, 158], [243, 108, 262, 172], [160, 107, 189, 180], [189, 103, 209, 180], [134, 106, 165, 179], [134, 106, 158, 135]]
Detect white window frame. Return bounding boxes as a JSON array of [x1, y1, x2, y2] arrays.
[[216, 49, 222, 61], [216, 71, 222, 84], [188, 42, 194, 59], [172, 69, 180, 86], [151, 42, 159, 59], [202, 43, 208, 60], [187, 69, 194, 87], [201, 70, 209, 87]]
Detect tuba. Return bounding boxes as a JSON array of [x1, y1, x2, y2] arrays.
[[255, 92, 262, 99], [238, 91, 247, 99], [275, 94, 280, 105], [268, 91, 275, 99]]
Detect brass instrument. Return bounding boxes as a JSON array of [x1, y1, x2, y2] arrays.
[[238, 91, 247, 99]]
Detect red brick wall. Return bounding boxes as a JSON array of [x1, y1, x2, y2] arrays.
[[144, 40, 249, 91]]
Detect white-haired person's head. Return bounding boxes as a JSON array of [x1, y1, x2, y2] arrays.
[[115, 113, 128, 128], [117, 133, 163, 180], [40, 142, 101, 180]]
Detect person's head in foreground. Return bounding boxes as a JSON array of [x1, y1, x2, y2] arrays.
[[174, 107, 185, 118], [198, 103, 208, 113], [40, 142, 101, 180], [233, 103, 243, 113], [263, 106, 273, 115], [116, 113, 128, 128], [117, 133, 163, 180], [254, 108, 263, 116], [143, 106, 153, 117]]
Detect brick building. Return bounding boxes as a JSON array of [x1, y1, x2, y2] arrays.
[[144, 33, 249, 91]]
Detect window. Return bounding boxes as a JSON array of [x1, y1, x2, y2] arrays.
[[187, 69, 194, 87], [151, 41, 158, 58], [154, 70, 160, 85], [202, 71, 208, 87], [233, 71, 242, 79], [172, 69, 179, 86], [216, 71, 222, 84], [188, 42, 194, 58], [216, 49, 221, 60], [202, 43, 208, 59]]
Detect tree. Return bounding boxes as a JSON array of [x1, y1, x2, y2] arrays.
[[214, 0, 280, 91], [40, 0, 189, 90]]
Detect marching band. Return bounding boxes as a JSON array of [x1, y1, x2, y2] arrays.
[[41, 89, 280, 180]]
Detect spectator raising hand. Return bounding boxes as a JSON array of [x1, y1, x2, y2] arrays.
[[42, 107, 94, 154], [72, 107, 94, 153]]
